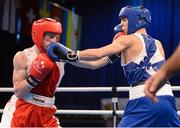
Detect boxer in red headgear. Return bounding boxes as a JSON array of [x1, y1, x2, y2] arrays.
[[1, 18, 63, 127], [1, 16, 124, 127]]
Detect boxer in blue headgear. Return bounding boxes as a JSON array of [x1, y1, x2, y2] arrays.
[[114, 5, 151, 34], [46, 5, 180, 127]]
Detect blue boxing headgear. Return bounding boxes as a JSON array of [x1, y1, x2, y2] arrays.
[[114, 5, 151, 34]]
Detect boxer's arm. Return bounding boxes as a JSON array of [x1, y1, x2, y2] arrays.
[[69, 54, 120, 69], [13, 52, 32, 98], [69, 57, 110, 69], [78, 35, 132, 61]]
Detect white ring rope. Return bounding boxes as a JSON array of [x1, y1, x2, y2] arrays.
[[1, 86, 180, 116], [1, 108, 180, 116], [0, 87, 128, 92], [0, 109, 124, 115], [0, 86, 180, 92]]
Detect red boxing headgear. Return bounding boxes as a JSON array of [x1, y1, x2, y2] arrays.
[[32, 18, 62, 52]]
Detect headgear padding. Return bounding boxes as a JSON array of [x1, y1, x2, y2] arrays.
[[114, 5, 151, 34], [32, 18, 62, 52]]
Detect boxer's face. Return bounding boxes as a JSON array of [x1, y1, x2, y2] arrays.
[[120, 17, 128, 34], [43, 32, 61, 48]]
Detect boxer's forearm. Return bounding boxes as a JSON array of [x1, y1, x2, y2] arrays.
[[79, 43, 120, 61], [70, 57, 109, 69]]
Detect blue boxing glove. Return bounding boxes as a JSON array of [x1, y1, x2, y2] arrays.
[[46, 42, 69, 61], [46, 42, 79, 62]]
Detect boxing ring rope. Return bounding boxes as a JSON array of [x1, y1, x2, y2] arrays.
[[0, 109, 124, 115], [0, 87, 130, 92], [1, 86, 180, 92], [1, 86, 180, 127]]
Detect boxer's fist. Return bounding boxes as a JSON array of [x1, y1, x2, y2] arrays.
[[46, 42, 79, 62], [26, 53, 54, 88]]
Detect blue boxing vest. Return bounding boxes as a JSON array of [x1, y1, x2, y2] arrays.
[[121, 33, 165, 85]]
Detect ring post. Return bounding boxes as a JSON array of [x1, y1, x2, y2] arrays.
[[112, 86, 118, 128]]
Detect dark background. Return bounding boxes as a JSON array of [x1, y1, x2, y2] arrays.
[[1, 0, 180, 127]]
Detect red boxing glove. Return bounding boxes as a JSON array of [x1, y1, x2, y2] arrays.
[[26, 53, 55, 88], [113, 32, 125, 41]]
